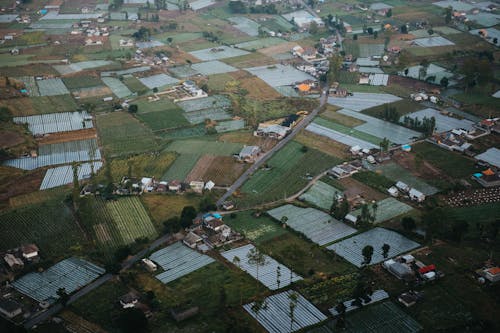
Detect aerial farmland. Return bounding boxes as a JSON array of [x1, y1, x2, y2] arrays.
[[0, 0, 499, 332]]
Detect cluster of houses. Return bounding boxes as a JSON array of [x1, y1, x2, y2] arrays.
[[183, 213, 242, 250], [70, 20, 111, 46], [133, 49, 170, 66], [388, 181, 426, 202], [160, 80, 207, 102], [383, 253, 442, 283], [2, 244, 39, 272], [291, 45, 329, 78]]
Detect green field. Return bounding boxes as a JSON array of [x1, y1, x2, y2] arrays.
[[162, 153, 201, 181], [62, 76, 103, 90], [207, 73, 234, 92], [224, 211, 287, 244], [352, 171, 394, 193], [362, 99, 424, 119], [80, 196, 157, 253], [165, 139, 243, 155], [134, 98, 190, 131], [239, 141, 341, 207], [96, 111, 158, 157], [122, 75, 149, 94], [32, 95, 78, 114], [412, 142, 476, 179], [314, 117, 383, 145], [0, 198, 85, 258]]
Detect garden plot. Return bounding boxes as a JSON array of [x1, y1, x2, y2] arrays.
[[328, 93, 401, 112], [306, 122, 379, 150], [338, 109, 421, 144], [37, 78, 70, 96], [4, 138, 101, 170], [101, 66, 151, 77], [168, 65, 200, 78], [177, 95, 232, 124], [402, 108, 475, 132], [349, 198, 413, 224], [236, 37, 287, 51], [53, 61, 115, 75], [189, 46, 250, 61], [470, 28, 500, 45], [243, 290, 327, 333], [189, 0, 216, 10], [12, 258, 105, 304], [40, 162, 103, 190], [136, 40, 165, 49], [228, 16, 260, 36], [267, 205, 357, 246], [215, 119, 245, 133], [369, 74, 389, 86], [191, 60, 237, 75], [475, 148, 500, 168], [299, 180, 344, 211], [162, 153, 200, 181], [368, 162, 438, 195], [14, 111, 93, 135], [245, 64, 314, 87], [221, 244, 302, 290], [138, 73, 179, 89], [150, 242, 215, 284], [359, 43, 385, 57], [101, 77, 132, 98], [16, 76, 40, 96], [413, 36, 455, 47], [326, 228, 420, 267]]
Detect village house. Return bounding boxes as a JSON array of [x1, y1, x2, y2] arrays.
[[21, 244, 39, 260], [238, 145, 261, 163], [168, 180, 182, 192], [409, 188, 425, 202], [189, 181, 204, 193], [472, 169, 500, 188], [119, 292, 139, 309], [398, 291, 422, 307], [254, 124, 290, 140], [482, 267, 500, 283], [291, 45, 305, 57], [3, 254, 23, 270], [301, 47, 318, 61], [0, 298, 22, 319], [203, 213, 225, 232], [204, 180, 215, 191], [222, 201, 235, 210], [141, 258, 157, 272], [328, 161, 363, 179], [183, 231, 203, 249]]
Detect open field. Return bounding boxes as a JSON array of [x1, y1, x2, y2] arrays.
[[312, 117, 382, 146], [80, 196, 157, 253], [298, 180, 344, 211], [412, 142, 476, 179], [3, 95, 78, 116], [141, 194, 202, 228], [231, 73, 282, 100], [62, 75, 103, 90], [361, 99, 424, 119], [320, 107, 364, 127], [96, 112, 158, 157], [134, 98, 190, 131], [224, 210, 287, 244], [295, 131, 350, 160], [165, 139, 243, 155], [239, 141, 341, 207], [222, 52, 276, 68], [186, 155, 247, 186], [0, 198, 84, 258], [162, 153, 200, 181]]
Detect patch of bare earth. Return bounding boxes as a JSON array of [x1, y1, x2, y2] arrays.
[[36, 128, 97, 145]]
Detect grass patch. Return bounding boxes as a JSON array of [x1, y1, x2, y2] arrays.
[[222, 52, 276, 68], [224, 210, 287, 244], [320, 108, 365, 127], [412, 142, 476, 179], [362, 99, 424, 119], [31, 95, 78, 114], [206, 73, 234, 92], [141, 194, 202, 228], [133, 98, 190, 131], [96, 111, 158, 157], [122, 75, 149, 94], [295, 131, 350, 160], [352, 171, 394, 193], [314, 117, 382, 145], [62, 76, 103, 90]]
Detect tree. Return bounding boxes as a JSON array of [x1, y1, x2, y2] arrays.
[[327, 54, 343, 83], [56, 287, 70, 305], [362, 245, 374, 265], [440, 76, 449, 88], [382, 243, 390, 258], [379, 137, 390, 154], [367, 27, 373, 35], [373, 31, 378, 39], [280, 215, 288, 227], [132, 27, 151, 41], [166, 37, 173, 44], [428, 28, 434, 36], [247, 247, 267, 283], [128, 104, 138, 113], [444, 6, 452, 24], [451, 220, 468, 243], [232, 255, 241, 268], [228, 0, 247, 14], [353, 34, 358, 40], [276, 266, 281, 289], [289, 292, 298, 331], [117, 308, 148, 333], [180, 206, 197, 228], [309, 21, 318, 34], [371, 202, 378, 223], [251, 299, 267, 322], [71, 162, 80, 207], [401, 216, 416, 231], [386, 8, 392, 17]]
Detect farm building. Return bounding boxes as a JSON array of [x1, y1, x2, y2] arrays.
[[329, 290, 389, 316], [383, 259, 414, 280], [189, 181, 204, 193], [254, 124, 290, 140], [396, 181, 410, 193], [409, 188, 425, 202], [21, 244, 39, 260], [141, 258, 157, 272], [183, 231, 203, 249], [4, 254, 24, 270], [0, 299, 22, 319], [483, 267, 500, 283], [238, 146, 261, 163], [119, 292, 139, 309], [474, 148, 500, 169]]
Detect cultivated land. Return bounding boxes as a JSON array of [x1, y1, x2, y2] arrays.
[[1, 0, 500, 332]]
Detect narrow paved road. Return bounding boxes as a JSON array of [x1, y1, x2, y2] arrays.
[[217, 90, 329, 207], [24, 234, 172, 329]]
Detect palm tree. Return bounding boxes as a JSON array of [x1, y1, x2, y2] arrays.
[[247, 247, 267, 284], [232, 255, 241, 268], [362, 245, 374, 265], [276, 265, 281, 289], [280, 215, 288, 228], [289, 292, 298, 331], [382, 243, 390, 258]]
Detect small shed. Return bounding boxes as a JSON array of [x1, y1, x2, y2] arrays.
[[388, 262, 413, 280], [396, 181, 410, 193], [189, 181, 204, 193], [141, 258, 157, 272], [21, 244, 39, 260], [238, 146, 261, 163], [204, 180, 215, 191], [484, 267, 500, 282], [120, 292, 139, 309], [387, 186, 398, 197], [183, 232, 203, 249], [409, 188, 425, 202], [168, 180, 181, 192], [0, 299, 22, 319]]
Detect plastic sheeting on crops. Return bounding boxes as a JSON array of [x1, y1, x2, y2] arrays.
[[189, 46, 250, 61], [338, 109, 421, 144], [102, 77, 132, 98], [150, 242, 215, 284], [101, 66, 151, 77], [40, 12, 102, 20], [349, 198, 414, 224], [329, 290, 389, 316], [37, 78, 70, 96], [327, 92, 401, 112], [178, 95, 231, 112], [306, 122, 379, 150], [0, 14, 18, 23], [243, 290, 327, 333], [3, 138, 101, 170], [215, 119, 245, 133], [54, 61, 115, 75], [168, 65, 200, 78], [475, 147, 500, 168], [221, 244, 302, 290], [267, 205, 357, 246], [326, 228, 420, 267], [40, 162, 103, 190], [413, 36, 455, 47], [189, 0, 216, 10], [245, 64, 315, 87], [14, 111, 93, 135], [228, 16, 260, 36], [433, 0, 475, 12], [12, 257, 105, 304], [369, 74, 389, 86], [299, 180, 344, 211], [191, 60, 237, 75], [402, 108, 475, 132], [138, 73, 179, 89]]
